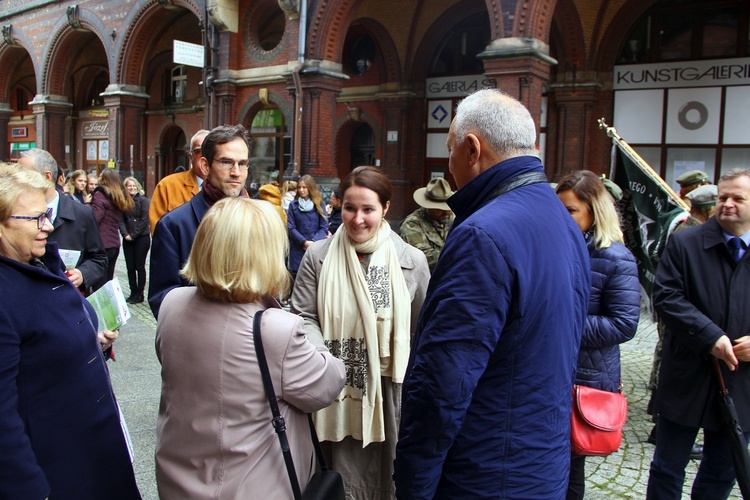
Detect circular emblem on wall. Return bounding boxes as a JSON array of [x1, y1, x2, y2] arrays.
[[677, 101, 708, 130]]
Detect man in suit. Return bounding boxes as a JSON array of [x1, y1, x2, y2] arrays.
[[148, 129, 209, 232], [18, 149, 107, 294], [148, 125, 251, 318], [647, 168, 750, 498]]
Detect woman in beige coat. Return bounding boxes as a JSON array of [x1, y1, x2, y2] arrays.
[[292, 166, 430, 499], [155, 197, 345, 499]]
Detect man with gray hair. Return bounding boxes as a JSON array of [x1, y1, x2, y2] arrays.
[[148, 129, 209, 232], [395, 89, 590, 498], [18, 149, 107, 294]]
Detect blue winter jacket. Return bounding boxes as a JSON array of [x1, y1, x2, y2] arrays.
[[395, 156, 590, 499], [575, 235, 640, 393], [287, 199, 328, 271]]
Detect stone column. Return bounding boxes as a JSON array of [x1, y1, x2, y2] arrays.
[[29, 95, 73, 165], [547, 82, 601, 180], [479, 37, 556, 141], [101, 84, 149, 176]]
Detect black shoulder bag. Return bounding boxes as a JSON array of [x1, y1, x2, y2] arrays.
[[253, 310, 345, 500]]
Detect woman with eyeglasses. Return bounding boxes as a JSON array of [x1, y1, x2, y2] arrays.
[[91, 169, 134, 281], [0, 163, 140, 499]]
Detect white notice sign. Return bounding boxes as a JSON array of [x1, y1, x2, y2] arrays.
[[174, 40, 204, 68]]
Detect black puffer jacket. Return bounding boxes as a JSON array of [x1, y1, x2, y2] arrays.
[[119, 193, 150, 240], [575, 233, 641, 392]]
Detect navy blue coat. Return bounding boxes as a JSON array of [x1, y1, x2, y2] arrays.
[[48, 191, 108, 294], [287, 199, 328, 271], [148, 191, 208, 318], [654, 217, 750, 431], [395, 156, 590, 499], [575, 235, 640, 393], [0, 243, 140, 499]]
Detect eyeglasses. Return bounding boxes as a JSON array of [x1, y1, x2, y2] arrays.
[[9, 207, 53, 229], [212, 158, 251, 171], [191, 148, 202, 155]]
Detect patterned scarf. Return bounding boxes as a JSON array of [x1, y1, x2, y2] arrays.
[[314, 220, 411, 446]]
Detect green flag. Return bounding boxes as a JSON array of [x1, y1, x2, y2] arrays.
[[613, 144, 687, 301]]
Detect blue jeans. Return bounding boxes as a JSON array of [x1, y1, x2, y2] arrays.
[[646, 416, 750, 499]]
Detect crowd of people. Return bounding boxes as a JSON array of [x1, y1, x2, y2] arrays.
[[1, 88, 749, 499]]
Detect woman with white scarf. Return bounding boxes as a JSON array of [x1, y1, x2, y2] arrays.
[[292, 166, 430, 499]]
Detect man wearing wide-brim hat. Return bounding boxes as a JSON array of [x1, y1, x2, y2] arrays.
[[676, 169, 711, 201], [399, 177, 455, 273]]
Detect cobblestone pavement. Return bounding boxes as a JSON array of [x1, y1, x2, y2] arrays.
[[106, 254, 741, 499]]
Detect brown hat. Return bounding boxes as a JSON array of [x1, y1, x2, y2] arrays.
[[413, 177, 454, 210], [676, 170, 709, 187]]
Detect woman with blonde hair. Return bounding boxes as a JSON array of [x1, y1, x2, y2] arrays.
[[555, 170, 641, 499], [64, 169, 91, 203], [91, 169, 134, 280], [119, 177, 150, 303], [292, 166, 430, 499], [287, 175, 328, 276], [155, 197, 345, 499]]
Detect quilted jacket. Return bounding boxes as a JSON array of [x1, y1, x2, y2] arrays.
[[575, 234, 641, 392]]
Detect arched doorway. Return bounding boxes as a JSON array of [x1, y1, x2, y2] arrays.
[[156, 125, 187, 182], [249, 106, 290, 185], [350, 123, 374, 169]]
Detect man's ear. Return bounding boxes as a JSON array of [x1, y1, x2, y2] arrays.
[[466, 133, 482, 169], [197, 157, 210, 178], [44, 171, 54, 182]]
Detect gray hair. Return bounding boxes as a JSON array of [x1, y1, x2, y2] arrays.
[[20, 148, 58, 177], [719, 168, 750, 184], [453, 89, 537, 159]]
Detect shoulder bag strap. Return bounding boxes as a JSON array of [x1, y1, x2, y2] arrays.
[[253, 310, 303, 500], [307, 413, 330, 471]]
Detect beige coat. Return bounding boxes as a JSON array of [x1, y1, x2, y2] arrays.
[[155, 289, 346, 500], [291, 232, 430, 349]]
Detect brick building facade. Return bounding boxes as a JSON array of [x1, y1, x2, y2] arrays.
[[1, 0, 748, 219]]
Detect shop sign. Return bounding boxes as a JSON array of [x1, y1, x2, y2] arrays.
[[614, 57, 750, 90], [426, 75, 497, 98], [11, 127, 27, 138], [82, 120, 109, 138], [89, 109, 108, 118]]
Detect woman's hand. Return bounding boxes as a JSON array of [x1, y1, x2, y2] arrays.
[[98, 329, 119, 351], [124, 235, 133, 242], [304, 240, 313, 250]]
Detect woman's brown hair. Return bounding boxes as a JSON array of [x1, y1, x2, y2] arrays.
[[98, 169, 134, 212]]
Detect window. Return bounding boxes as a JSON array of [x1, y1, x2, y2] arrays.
[[249, 108, 290, 183], [618, 0, 748, 64], [171, 66, 187, 104]]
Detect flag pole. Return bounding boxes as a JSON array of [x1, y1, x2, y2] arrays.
[[598, 118, 689, 211]]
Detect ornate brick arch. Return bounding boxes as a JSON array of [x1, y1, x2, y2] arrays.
[[306, 0, 362, 62], [0, 30, 39, 102], [514, 0, 556, 41], [347, 18, 401, 82], [408, 1, 489, 82], [595, 0, 655, 70], [237, 92, 294, 129], [116, 0, 202, 86], [549, 0, 585, 70], [41, 7, 110, 95]]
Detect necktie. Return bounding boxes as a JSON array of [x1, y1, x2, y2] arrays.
[[728, 237, 744, 263]]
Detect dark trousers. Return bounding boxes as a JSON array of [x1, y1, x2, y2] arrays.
[[647, 415, 750, 499], [123, 236, 150, 295], [105, 247, 120, 282], [566, 455, 586, 500]]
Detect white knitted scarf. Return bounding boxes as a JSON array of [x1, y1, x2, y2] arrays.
[[314, 221, 411, 446]]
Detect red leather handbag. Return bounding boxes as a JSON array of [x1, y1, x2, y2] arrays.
[[570, 384, 627, 456]]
